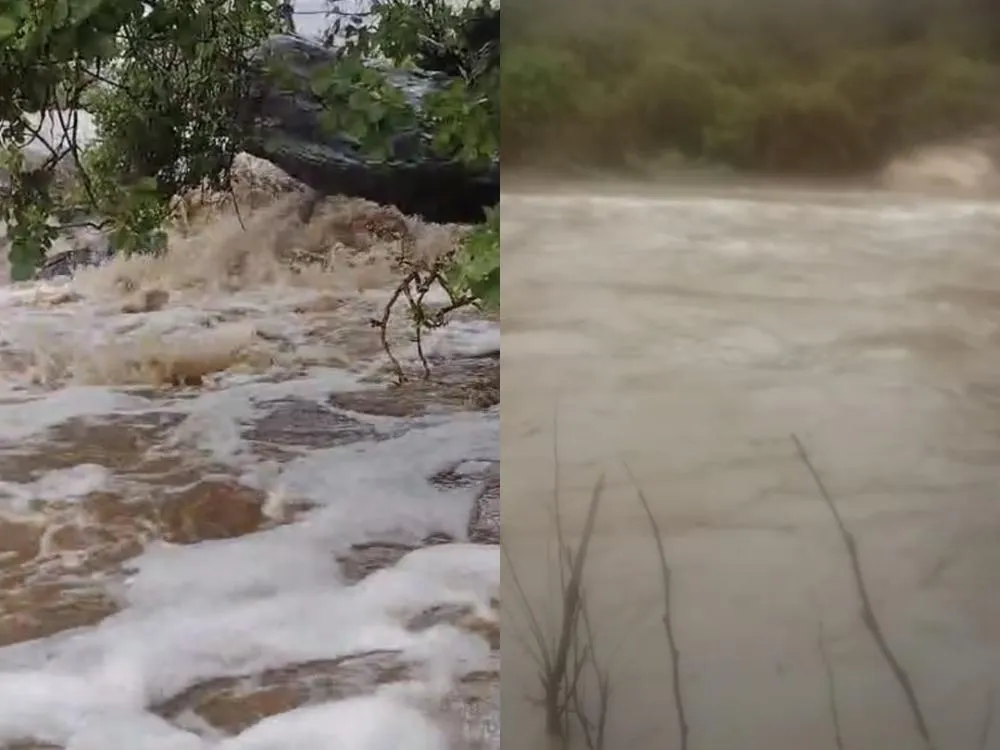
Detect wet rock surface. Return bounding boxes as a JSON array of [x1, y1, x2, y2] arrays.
[[34, 234, 113, 281], [158, 481, 270, 544], [336, 532, 456, 584], [0, 411, 186, 483], [0, 481, 302, 647], [0, 583, 118, 647], [468, 467, 499, 545], [329, 354, 499, 417], [429, 458, 498, 491], [337, 541, 420, 584], [443, 665, 500, 750], [335, 455, 498, 583], [244, 33, 498, 224], [154, 650, 412, 735], [244, 397, 400, 461], [430, 458, 499, 545], [147, 598, 500, 746], [406, 602, 500, 651]]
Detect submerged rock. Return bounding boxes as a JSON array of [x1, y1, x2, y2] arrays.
[[33, 225, 113, 281], [154, 650, 411, 735], [242, 33, 499, 224]]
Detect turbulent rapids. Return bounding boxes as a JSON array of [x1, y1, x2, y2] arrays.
[[0, 160, 499, 750]]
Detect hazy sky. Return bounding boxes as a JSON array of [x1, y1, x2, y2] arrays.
[[291, 0, 368, 38], [290, 0, 476, 38]]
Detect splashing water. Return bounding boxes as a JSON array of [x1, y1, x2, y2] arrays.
[[0, 171, 499, 750]]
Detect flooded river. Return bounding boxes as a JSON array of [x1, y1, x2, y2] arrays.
[[0, 181, 499, 749], [501, 184, 1000, 750]]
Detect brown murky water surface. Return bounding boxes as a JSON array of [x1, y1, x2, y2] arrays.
[[0, 181, 498, 749], [501, 184, 1000, 750]]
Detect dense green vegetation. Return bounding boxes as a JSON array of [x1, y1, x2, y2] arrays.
[[0, 0, 499, 331], [502, 0, 1000, 174]]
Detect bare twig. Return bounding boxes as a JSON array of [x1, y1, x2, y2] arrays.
[[369, 271, 417, 381], [52, 90, 101, 208], [817, 621, 846, 750], [551, 402, 569, 630], [81, 67, 144, 107], [792, 434, 933, 749], [228, 181, 247, 231], [979, 685, 996, 750], [371, 258, 479, 381], [545, 474, 605, 737], [622, 461, 689, 750], [401, 271, 436, 378], [572, 584, 613, 750], [502, 542, 553, 681], [547, 400, 614, 748], [503, 403, 613, 748]]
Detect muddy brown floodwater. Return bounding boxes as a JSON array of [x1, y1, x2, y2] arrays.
[[501, 183, 1000, 750], [0, 178, 499, 750]]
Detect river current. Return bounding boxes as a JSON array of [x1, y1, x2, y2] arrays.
[[0, 178, 500, 750], [501, 182, 1000, 750]]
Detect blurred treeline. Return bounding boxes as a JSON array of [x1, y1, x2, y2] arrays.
[[501, 0, 1000, 173]]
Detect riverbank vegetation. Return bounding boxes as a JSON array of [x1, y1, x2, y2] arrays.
[[502, 0, 1000, 174], [0, 0, 499, 339]]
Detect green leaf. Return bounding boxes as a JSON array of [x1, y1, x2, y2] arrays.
[[79, 29, 117, 59], [0, 0, 497, 290], [366, 100, 387, 123], [70, 0, 109, 24], [318, 109, 340, 137], [8, 238, 44, 282], [309, 68, 334, 97], [470, 266, 499, 310], [347, 89, 369, 111], [0, 14, 18, 39], [53, 0, 71, 26]]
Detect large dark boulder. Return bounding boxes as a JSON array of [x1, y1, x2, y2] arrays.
[[242, 33, 498, 225]]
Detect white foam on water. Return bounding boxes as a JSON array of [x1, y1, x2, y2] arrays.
[[0, 536, 495, 746], [0, 174, 499, 747], [269, 413, 497, 543], [2, 189, 472, 389], [0, 282, 499, 745], [0, 387, 155, 441], [423, 318, 500, 359], [0, 415, 498, 748], [216, 694, 449, 750], [0, 464, 112, 512], [155, 367, 371, 466]]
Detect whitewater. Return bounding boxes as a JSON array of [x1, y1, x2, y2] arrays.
[[0, 0, 500, 744], [0, 154, 500, 749]]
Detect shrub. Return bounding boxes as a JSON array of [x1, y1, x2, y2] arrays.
[[500, 45, 590, 160], [501, 0, 1000, 174]]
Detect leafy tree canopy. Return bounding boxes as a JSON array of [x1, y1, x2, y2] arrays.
[[0, 0, 498, 336]]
